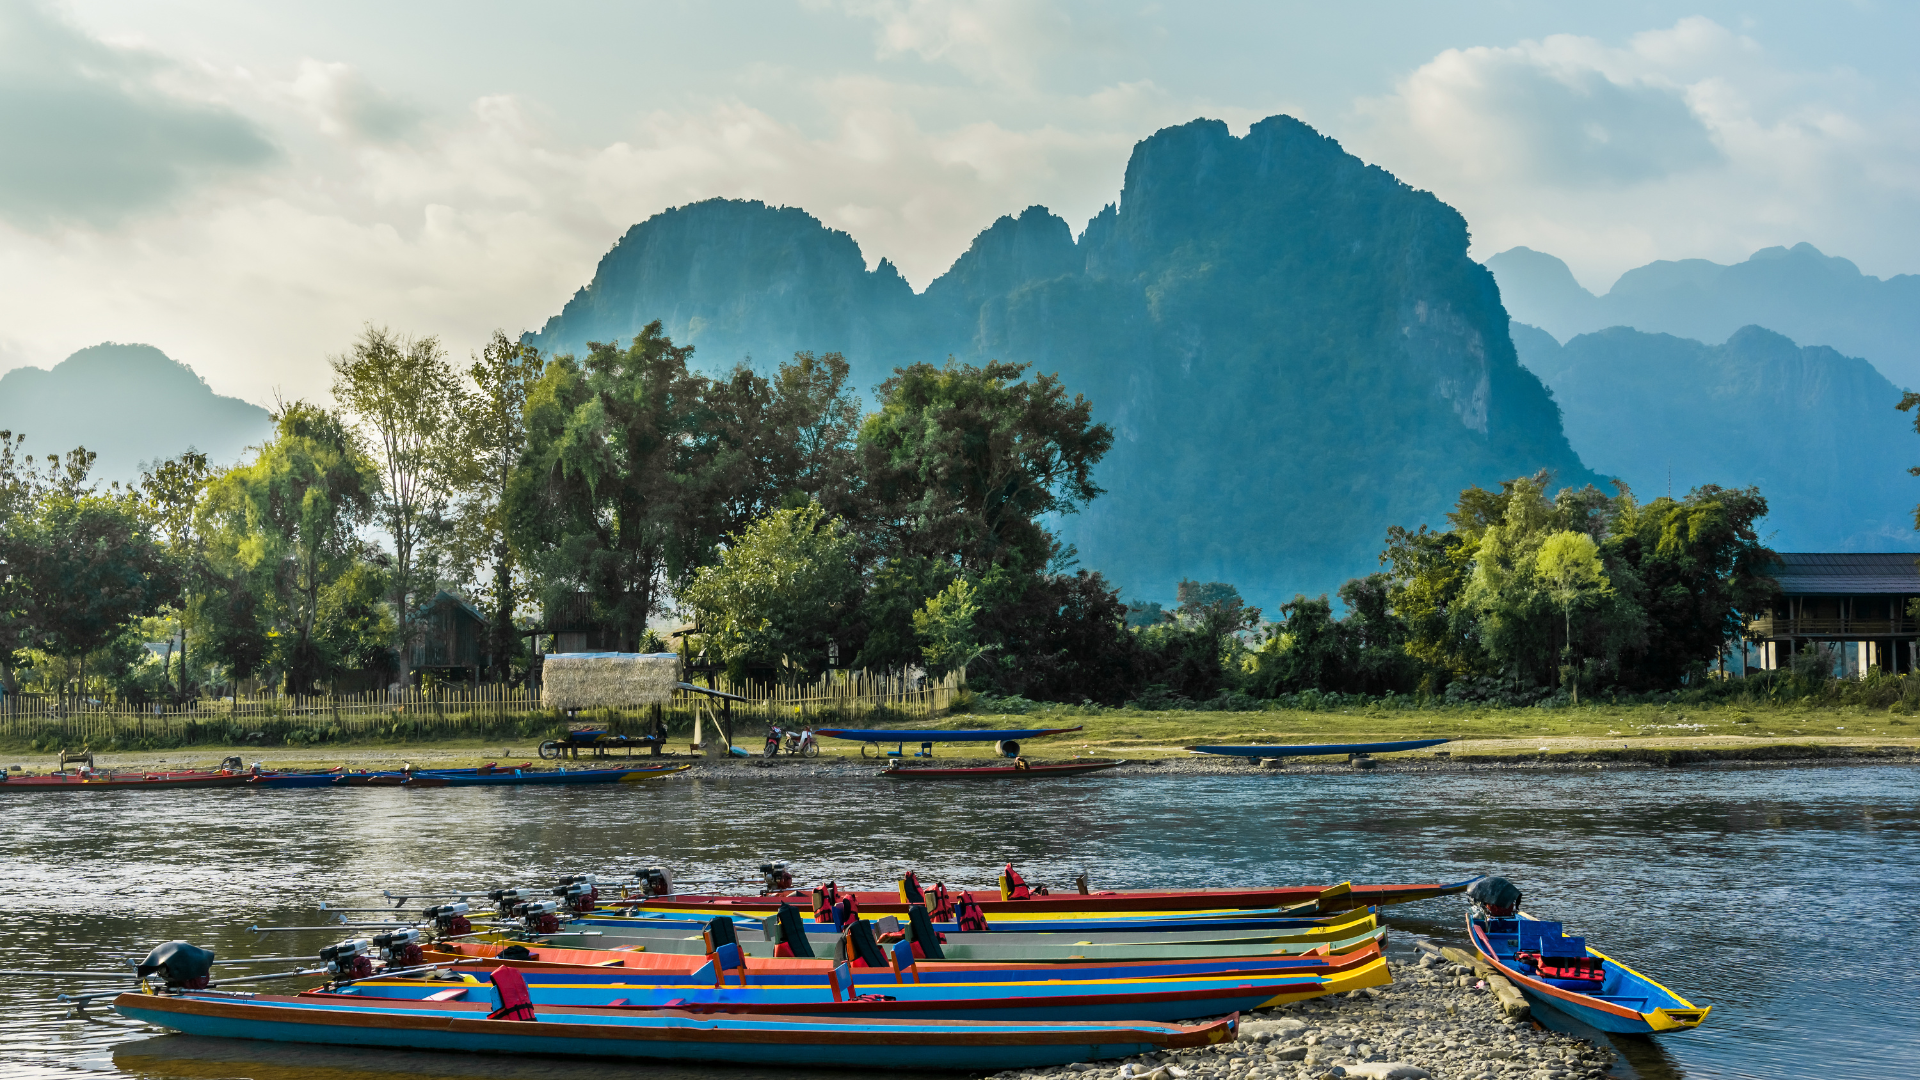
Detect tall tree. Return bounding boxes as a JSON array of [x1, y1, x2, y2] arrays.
[[1536, 530, 1609, 702], [706, 351, 866, 542], [680, 505, 860, 682], [138, 451, 214, 701], [200, 402, 380, 693], [0, 431, 37, 693], [859, 359, 1112, 574], [8, 453, 179, 696], [331, 326, 465, 686], [509, 322, 717, 648], [448, 330, 546, 681]]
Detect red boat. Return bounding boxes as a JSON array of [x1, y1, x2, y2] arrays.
[[0, 768, 253, 792], [881, 759, 1126, 780], [638, 877, 1471, 917]]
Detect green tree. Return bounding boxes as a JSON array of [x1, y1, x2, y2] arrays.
[[913, 577, 990, 679], [1536, 530, 1608, 702], [680, 505, 859, 682], [200, 402, 381, 692], [707, 351, 865, 540], [859, 359, 1112, 574], [510, 322, 717, 649], [448, 330, 547, 681], [331, 326, 466, 686], [8, 463, 179, 696], [138, 451, 214, 701]]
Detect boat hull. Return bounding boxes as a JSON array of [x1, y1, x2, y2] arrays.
[[632, 878, 1471, 918], [881, 760, 1124, 780], [113, 992, 1235, 1069], [0, 771, 252, 792], [1185, 739, 1450, 758], [400, 764, 690, 787], [1466, 915, 1708, 1035]]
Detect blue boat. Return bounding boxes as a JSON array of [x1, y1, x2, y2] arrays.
[[398, 764, 691, 787], [815, 725, 1083, 743], [1185, 738, 1450, 758], [1466, 913, 1710, 1035], [112, 989, 1237, 1069]]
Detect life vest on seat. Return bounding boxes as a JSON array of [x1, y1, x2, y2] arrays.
[[812, 883, 842, 923], [487, 966, 537, 1021], [999, 863, 1048, 901], [954, 891, 990, 932], [899, 870, 927, 905], [929, 882, 955, 922]]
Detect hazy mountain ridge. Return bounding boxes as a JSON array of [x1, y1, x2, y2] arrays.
[[1489, 243, 1920, 389], [0, 343, 272, 485], [1512, 322, 1919, 552], [531, 115, 1598, 606]]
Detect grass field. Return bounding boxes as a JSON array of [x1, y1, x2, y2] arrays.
[[10, 700, 1915, 773]]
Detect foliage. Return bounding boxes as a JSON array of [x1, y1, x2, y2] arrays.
[[138, 450, 214, 702], [199, 402, 381, 692], [331, 326, 466, 681], [509, 322, 715, 649], [851, 556, 958, 672], [913, 577, 988, 678], [859, 358, 1112, 574], [679, 505, 859, 683], [448, 330, 547, 681]]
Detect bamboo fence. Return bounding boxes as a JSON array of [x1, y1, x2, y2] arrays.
[[0, 669, 963, 749]]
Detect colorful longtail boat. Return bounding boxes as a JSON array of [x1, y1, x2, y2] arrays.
[[1466, 913, 1709, 1034], [112, 991, 1237, 1069]]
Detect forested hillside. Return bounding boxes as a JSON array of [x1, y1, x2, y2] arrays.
[[1511, 322, 1919, 552], [532, 115, 1597, 606]]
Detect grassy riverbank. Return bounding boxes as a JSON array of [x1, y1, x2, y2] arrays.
[[8, 700, 1915, 773]]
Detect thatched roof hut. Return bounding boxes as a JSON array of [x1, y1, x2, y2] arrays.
[[540, 652, 680, 710]]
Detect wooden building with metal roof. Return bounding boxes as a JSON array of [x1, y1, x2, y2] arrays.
[[1748, 553, 1920, 674]]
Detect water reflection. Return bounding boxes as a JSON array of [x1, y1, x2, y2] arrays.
[[0, 764, 1913, 1080]]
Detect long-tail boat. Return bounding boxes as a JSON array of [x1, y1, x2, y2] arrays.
[[421, 937, 1389, 989], [1185, 738, 1450, 757], [1464, 876, 1709, 1035], [880, 759, 1125, 780], [0, 767, 255, 792], [327, 961, 1332, 1023], [396, 763, 691, 787], [628, 873, 1473, 919], [112, 989, 1238, 1070]]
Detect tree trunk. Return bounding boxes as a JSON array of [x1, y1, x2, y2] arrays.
[[491, 541, 512, 683]]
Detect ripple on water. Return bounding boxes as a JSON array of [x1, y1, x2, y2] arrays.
[[0, 764, 1914, 1080]]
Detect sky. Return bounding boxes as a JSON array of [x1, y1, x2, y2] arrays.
[[2, 0, 1917, 406]]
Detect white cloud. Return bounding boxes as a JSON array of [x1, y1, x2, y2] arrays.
[[1347, 17, 1920, 288], [0, 0, 276, 225]]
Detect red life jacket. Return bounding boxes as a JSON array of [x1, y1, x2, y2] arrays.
[[955, 891, 990, 932], [929, 882, 955, 922]]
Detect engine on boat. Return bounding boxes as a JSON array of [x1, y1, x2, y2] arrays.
[[320, 938, 374, 980], [1467, 875, 1522, 917], [553, 875, 599, 913], [136, 940, 215, 990], [514, 900, 561, 935], [371, 929, 424, 968], [423, 902, 471, 936], [637, 866, 673, 898], [487, 886, 538, 916], [759, 861, 793, 892]]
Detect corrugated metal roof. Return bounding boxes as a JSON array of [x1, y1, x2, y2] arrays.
[[1767, 552, 1920, 594]]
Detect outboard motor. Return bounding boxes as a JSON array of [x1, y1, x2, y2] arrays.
[[514, 900, 561, 935], [637, 867, 673, 898], [320, 938, 374, 981], [760, 861, 794, 892], [487, 887, 539, 915], [372, 929, 424, 968], [554, 875, 599, 913], [1467, 875, 1523, 918], [136, 941, 215, 991], [424, 902, 472, 937]]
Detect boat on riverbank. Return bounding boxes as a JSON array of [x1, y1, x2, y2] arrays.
[[112, 990, 1238, 1069], [1185, 738, 1450, 758], [630, 877, 1472, 919], [880, 759, 1124, 780], [395, 763, 691, 787], [0, 768, 254, 792]]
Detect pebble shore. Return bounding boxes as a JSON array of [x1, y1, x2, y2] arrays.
[[980, 951, 1618, 1080]]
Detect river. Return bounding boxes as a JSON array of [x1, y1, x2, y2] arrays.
[[0, 762, 1913, 1080]]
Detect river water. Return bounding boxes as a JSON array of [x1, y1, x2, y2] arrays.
[[0, 762, 1913, 1080]]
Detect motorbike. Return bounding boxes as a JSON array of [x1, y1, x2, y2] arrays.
[[762, 724, 820, 758]]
